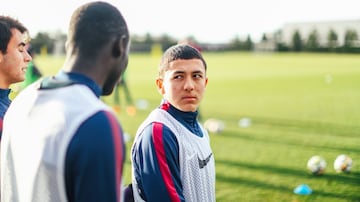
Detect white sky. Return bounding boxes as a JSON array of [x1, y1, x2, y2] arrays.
[[1, 0, 360, 43]]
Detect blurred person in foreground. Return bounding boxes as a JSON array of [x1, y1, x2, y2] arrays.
[[0, 16, 32, 139], [1, 1, 130, 201], [130, 44, 216, 202]]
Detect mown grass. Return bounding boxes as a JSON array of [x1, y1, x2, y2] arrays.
[[30, 52, 360, 202]]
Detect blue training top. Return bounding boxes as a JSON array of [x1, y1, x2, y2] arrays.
[[0, 71, 126, 201], [0, 88, 11, 139], [58, 72, 127, 201], [132, 101, 204, 202]]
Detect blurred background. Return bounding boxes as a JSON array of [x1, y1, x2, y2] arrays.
[[2, 0, 360, 54], [2, 0, 360, 201]]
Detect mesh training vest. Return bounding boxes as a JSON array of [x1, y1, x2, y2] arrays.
[[1, 84, 110, 201], [131, 109, 216, 202]]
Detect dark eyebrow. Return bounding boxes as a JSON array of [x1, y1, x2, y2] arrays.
[[173, 70, 185, 74], [193, 70, 204, 74]]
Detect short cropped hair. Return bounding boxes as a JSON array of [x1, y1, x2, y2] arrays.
[[0, 16, 28, 53], [67, 1, 129, 58], [159, 44, 207, 77]]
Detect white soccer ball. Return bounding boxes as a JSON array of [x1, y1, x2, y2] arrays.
[[135, 99, 149, 110], [123, 132, 131, 143], [238, 117, 252, 128], [334, 154, 352, 173], [307, 155, 326, 175], [203, 118, 225, 134]]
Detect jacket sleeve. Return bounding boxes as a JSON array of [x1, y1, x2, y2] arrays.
[[65, 110, 125, 202], [132, 122, 185, 202]]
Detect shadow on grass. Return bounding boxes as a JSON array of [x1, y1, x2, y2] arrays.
[[216, 174, 360, 201], [219, 129, 360, 154], [216, 158, 360, 186], [216, 158, 360, 200], [218, 114, 360, 138], [252, 116, 360, 138]]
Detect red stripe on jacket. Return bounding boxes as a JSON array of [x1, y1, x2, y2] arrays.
[[106, 112, 124, 201], [152, 122, 181, 202]]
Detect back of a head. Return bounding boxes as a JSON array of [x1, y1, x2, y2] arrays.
[[159, 44, 207, 76], [67, 1, 129, 58], [0, 16, 28, 53]]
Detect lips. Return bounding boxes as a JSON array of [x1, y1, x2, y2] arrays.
[[182, 96, 197, 100]]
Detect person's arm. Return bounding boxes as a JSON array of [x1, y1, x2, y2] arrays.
[[65, 110, 125, 202], [133, 122, 184, 202]]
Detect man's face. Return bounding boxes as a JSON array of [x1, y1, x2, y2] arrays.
[[156, 59, 208, 112], [0, 29, 32, 88]]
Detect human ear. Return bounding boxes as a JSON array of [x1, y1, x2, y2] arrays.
[[112, 37, 121, 57], [113, 35, 129, 58], [156, 78, 165, 95]]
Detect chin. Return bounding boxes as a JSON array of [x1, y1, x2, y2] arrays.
[[102, 90, 112, 96], [102, 83, 117, 96], [16, 77, 26, 83]]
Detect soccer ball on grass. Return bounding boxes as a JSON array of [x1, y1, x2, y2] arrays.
[[203, 118, 225, 134], [307, 155, 326, 175], [334, 154, 352, 173]]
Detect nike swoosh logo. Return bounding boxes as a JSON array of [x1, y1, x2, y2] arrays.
[[198, 153, 213, 169]]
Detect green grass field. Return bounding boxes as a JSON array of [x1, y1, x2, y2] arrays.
[[28, 52, 360, 202]]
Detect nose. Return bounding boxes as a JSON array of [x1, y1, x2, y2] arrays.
[[25, 50, 32, 62], [184, 77, 194, 91]]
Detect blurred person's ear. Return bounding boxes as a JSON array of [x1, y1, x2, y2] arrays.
[[112, 37, 121, 57], [113, 35, 129, 58]]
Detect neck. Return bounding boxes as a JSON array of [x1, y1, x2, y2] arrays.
[[0, 80, 10, 89]]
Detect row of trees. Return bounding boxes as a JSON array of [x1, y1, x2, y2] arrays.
[[30, 31, 67, 55], [29, 29, 359, 54], [283, 29, 359, 53]]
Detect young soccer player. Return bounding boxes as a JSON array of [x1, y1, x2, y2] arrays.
[[1, 2, 130, 201], [130, 44, 216, 201], [0, 16, 32, 139]]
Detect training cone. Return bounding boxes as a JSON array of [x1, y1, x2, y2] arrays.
[[294, 184, 312, 195]]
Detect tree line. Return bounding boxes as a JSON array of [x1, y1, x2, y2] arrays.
[[277, 29, 359, 53], [29, 29, 359, 54]]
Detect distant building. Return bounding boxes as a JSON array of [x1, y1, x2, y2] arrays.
[[280, 19, 360, 47], [201, 43, 231, 51], [53, 39, 66, 56], [254, 35, 277, 52]]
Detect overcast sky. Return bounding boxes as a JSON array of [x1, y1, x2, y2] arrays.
[[1, 0, 359, 43]]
